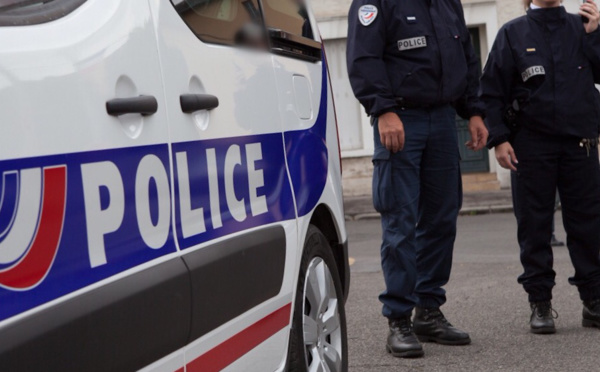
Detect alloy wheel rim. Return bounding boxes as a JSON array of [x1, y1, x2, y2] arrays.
[[302, 257, 342, 372]]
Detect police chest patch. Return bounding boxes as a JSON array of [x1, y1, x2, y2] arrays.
[[358, 5, 378, 26], [398, 36, 427, 51], [521, 65, 545, 82]]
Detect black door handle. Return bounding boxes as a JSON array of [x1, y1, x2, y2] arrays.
[[106, 95, 158, 116], [180, 94, 219, 113]]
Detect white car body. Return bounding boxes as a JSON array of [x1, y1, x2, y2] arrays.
[[0, 0, 348, 371]]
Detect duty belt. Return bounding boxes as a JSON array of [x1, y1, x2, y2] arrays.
[[395, 98, 445, 111]]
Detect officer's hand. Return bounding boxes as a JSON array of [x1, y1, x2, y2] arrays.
[[466, 116, 489, 151], [495, 142, 518, 172], [378, 112, 405, 153], [581, 0, 600, 33]]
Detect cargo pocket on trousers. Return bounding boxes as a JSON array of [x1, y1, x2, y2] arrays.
[[372, 156, 396, 214]]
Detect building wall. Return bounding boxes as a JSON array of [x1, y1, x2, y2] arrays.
[[311, 0, 520, 24], [496, 0, 526, 25], [496, 0, 584, 26], [311, 0, 351, 20]]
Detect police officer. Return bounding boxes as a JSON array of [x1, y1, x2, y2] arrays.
[[480, 0, 600, 334], [347, 0, 488, 358]]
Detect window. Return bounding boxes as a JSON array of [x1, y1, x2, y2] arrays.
[[260, 0, 321, 62], [261, 0, 312, 40], [169, 0, 321, 61], [171, 0, 268, 50], [0, 0, 86, 26]]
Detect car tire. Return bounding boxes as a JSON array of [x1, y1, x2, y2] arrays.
[[287, 225, 348, 372]]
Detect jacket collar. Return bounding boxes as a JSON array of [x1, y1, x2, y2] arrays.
[[527, 5, 567, 25]]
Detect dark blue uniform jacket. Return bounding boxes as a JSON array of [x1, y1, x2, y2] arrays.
[[346, 0, 485, 119], [481, 7, 600, 148]]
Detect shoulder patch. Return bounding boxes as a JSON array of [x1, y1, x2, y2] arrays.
[[358, 5, 378, 26]]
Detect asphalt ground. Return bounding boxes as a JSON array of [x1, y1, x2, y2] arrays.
[[345, 212, 600, 372], [344, 190, 514, 221]]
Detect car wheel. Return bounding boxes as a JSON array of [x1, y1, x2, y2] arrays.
[[287, 225, 348, 372]]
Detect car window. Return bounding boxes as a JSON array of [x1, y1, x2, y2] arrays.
[[0, 0, 86, 26], [260, 0, 321, 62], [261, 0, 314, 40], [170, 0, 268, 50]]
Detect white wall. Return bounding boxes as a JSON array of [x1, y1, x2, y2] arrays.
[[462, 1, 499, 177], [320, 18, 375, 158]]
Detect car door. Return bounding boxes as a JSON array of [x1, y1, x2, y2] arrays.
[[148, 1, 299, 370], [259, 0, 329, 237], [0, 1, 190, 371]]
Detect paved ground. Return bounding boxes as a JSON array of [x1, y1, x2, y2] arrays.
[[345, 212, 600, 372], [344, 190, 514, 221]]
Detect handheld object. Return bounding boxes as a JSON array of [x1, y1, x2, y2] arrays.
[[583, 0, 590, 23]]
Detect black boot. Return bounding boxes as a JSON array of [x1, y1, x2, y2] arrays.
[[582, 299, 600, 328], [413, 307, 471, 345], [530, 301, 557, 334], [386, 316, 424, 358]]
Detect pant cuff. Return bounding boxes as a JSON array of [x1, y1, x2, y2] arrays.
[[417, 297, 444, 309], [528, 292, 553, 303], [579, 286, 600, 302], [384, 311, 414, 320]]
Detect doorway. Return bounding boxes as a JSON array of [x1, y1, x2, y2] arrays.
[[457, 27, 490, 173]]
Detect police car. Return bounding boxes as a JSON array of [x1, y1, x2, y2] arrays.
[[0, 1, 349, 371]]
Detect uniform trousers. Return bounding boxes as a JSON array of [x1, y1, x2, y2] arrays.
[[372, 105, 462, 319], [512, 127, 600, 302]]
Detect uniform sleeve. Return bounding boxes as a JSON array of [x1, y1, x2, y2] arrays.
[[479, 27, 515, 148], [453, 1, 486, 120], [583, 28, 600, 82], [346, 0, 397, 117]]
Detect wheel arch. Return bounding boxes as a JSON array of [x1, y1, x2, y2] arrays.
[[309, 204, 350, 302]]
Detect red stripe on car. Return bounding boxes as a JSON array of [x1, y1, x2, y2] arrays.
[[186, 303, 292, 372]]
